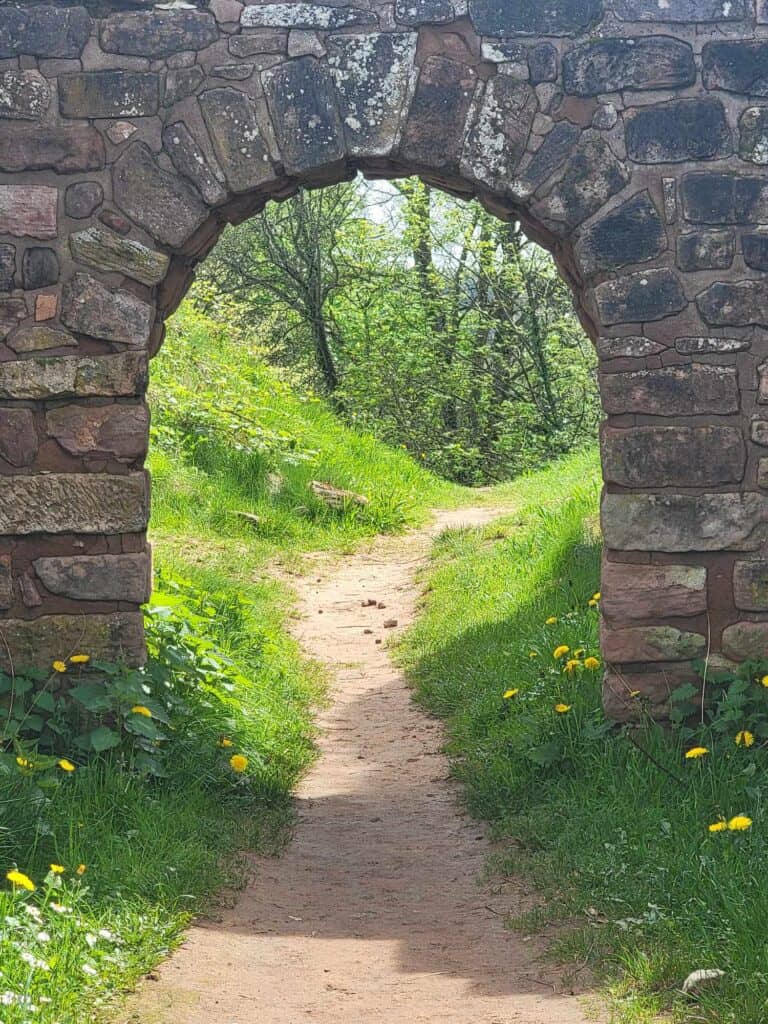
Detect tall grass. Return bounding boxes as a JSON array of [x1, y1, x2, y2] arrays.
[[398, 450, 768, 1024]]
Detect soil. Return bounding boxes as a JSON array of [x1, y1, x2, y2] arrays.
[[122, 507, 598, 1024]]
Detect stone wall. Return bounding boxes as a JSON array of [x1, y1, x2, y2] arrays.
[[2, 0, 768, 719]]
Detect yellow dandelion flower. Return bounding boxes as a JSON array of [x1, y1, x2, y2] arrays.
[[57, 759, 76, 772], [685, 746, 710, 760], [503, 688, 519, 699], [528, 651, 539, 659], [555, 703, 572, 714], [218, 737, 233, 748], [565, 659, 580, 674], [592, 592, 601, 601], [553, 645, 570, 659], [69, 654, 90, 665], [574, 649, 585, 658], [76, 864, 86, 876], [52, 660, 67, 674], [584, 657, 601, 670], [588, 598, 598, 608], [230, 754, 248, 774], [762, 675, 768, 688], [708, 820, 727, 833], [49, 864, 65, 875], [15, 756, 32, 770], [130, 705, 152, 718], [728, 815, 752, 832], [6, 869, 35, 891], [545, 617, 557, 625], [736, 730, 755, 748]]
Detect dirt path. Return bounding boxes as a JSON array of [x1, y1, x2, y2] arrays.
[[124, 508, 597, 1024]]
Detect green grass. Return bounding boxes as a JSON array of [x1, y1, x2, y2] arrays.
[[397, 449, 768, 1024], [0, 301, 472, 1024]]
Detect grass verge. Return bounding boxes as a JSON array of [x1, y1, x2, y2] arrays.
[[397, 448, 768, 1024]]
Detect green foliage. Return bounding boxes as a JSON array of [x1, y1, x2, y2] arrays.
[[150, 297, 460, 549], [397, 450, 768, 1023], [199, 177, 600, 485]]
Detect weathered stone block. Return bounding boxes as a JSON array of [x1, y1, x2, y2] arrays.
[[534, 134, 629, 231], [0, 473, 149, 536], [562, 37, 695, 96], [7, 325, 77, 354], [65, 182, 103, 222], [241, 4, 375, 28], [228, 31, 286, 57], [0, 613, 147, 672], [395, 0, 455, 24], [675, 336, 748, 354], [602, 425, 745, 487], [100, 11, 218, 57], [733, 560, 768, 611], [0, 128, 104, 175], [529, 43, 558, 83], [162, 123, 227, 208], [601, 492, 768, 552], [0, 353, 147, 401], [576, 191, 666, 275], [62, 273, 153, 348], [615, 0, 747, 19], [697, 280, 768, 328], [703, 42, 768, 96], [739, 107, 768, 164], [601, 561, 707, 621], [46, 403, 149, 461], [625, 99, 730, 163], [263, 57, 345, 174], [603, 665, 693, 723], [722, 622, 768, 661], [70, 227, 169, 287], [601, 364, 738, 415], [113, 143, 208, 249], [59, 72, 159, 119], [22, 248, 59, 291], [0, 299, 28, 339], [515, 121, 580, 195], [462, 76, 536, 191], [677, 230, 734, 271], [0, 556, 11, 611], [199, 88, 275, 193], [681, 173, 768, 224], [595, 268, 686, 325], [0, 72, 50, 121], [601, 624, 706, 663], [743, 233, 768, 270], [0, 245, 15, 292], [328, 33, 418, 158], [755, 363, 768, 405], [400, 56, 477, 171], [0, 6, 90, 60], [0, 185, 57, 240], [469, 0, 603, 36], [596, 335, 665, 358], [163, 66, 205, 107], [34, 553, 151, 604], [0, 409, 37, 468]]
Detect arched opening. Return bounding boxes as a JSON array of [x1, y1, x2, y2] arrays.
[[0, 2, 761, 723]]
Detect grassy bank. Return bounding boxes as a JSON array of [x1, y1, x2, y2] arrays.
[[398, 449, 768, 1024], [0, 302, 464, 1024]]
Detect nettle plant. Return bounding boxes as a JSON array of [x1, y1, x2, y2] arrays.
[[670, 658, 768, 749], [0, 578, 254, 785]]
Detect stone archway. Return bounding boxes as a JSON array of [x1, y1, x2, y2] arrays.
[[1, 0, 766, 719]]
